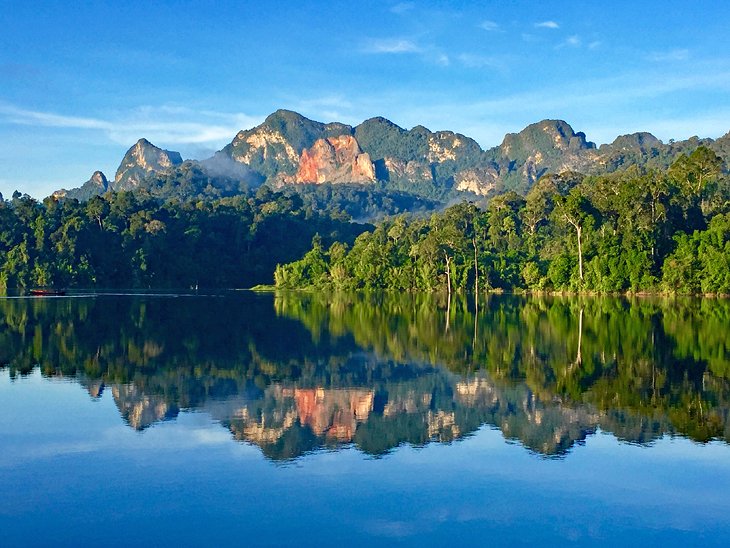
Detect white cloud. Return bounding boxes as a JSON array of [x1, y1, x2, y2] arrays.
[[390, 2, 414, 14], [535, 21, 559, 29], [295, 95, 353, 111], [646, 49, 690, 62], [362, 38, 421, 54], [0, 104, 108, 130], [589, 110, 730, 145], [457, 54, 505, 70], [556, 35, 581, 49], [466, 70, 730, 115], [0, 102, 262, 147], [479, 20, 500, 32], [435, 53, 450, 66]]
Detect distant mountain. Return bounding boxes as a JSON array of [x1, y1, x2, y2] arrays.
[[55, 110, 729, 203], [485, 120, 596, 193], [113, 138, 183, 190], [55, 170, 109, 201]]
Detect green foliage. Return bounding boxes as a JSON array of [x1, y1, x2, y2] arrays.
[[662, 213, 730, 294], [279, 182, 441, 221], [0, 189, 365, 290], [276, 161, 730, 295]]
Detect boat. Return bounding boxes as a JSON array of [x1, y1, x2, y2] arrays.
[[29, 288, 67, 296]]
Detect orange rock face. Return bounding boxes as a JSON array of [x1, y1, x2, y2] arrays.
[[294, 135, 375, 184]]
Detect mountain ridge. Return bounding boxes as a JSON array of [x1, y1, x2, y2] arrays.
[[55, 110, 730, 202]]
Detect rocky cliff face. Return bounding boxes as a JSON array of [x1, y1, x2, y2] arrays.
[[219, 109, 354, 184], [291, 135, 375, 184], [454, 167, 501, 196], [216, 112, 494, 193], [113, 138, 183, 190]]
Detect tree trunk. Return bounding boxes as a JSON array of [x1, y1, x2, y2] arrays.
[[444, 252, 452, 295], [576, 225, 583, 282], [472, 237, 478, 296]]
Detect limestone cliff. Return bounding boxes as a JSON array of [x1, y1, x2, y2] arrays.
[[113, 138, 183, 190], [292, 135, 375, 184], [454, 167, 501, 196], [219, 109, 354, 184]]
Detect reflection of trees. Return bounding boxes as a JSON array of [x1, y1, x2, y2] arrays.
[[275, 292, 730, 446], [1, 293, 729, 460]]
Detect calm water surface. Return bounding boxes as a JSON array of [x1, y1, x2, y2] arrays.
[[1, 292, 730, 545]]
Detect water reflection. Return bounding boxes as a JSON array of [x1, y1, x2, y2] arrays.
[[1, 292, 729, 460]]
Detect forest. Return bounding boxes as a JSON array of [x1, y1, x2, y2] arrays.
[[0, 186, 365, 290], [0, 145, 728, 294], [275, 147, 730, 294]]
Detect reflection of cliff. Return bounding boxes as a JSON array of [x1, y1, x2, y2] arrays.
[[201, 368, 604, 460], [294, 388, 373, 440], [112, 384, 179, 430], [2, 293, 730, 458]]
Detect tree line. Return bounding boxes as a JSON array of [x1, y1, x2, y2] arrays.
[[0, 186, 365, 290], [275, 147, 730, 294]]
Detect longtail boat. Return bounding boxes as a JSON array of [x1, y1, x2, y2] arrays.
[[29, 289, 67, 296]]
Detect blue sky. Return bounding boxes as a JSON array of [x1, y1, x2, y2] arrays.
[[1, 0, 729, 198]]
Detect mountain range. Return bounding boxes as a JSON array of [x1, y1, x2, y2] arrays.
[[55, 109, 730, 202]]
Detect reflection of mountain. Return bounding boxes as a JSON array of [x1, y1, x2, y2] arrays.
[[112, 384, 180, 430], [100, 366, 605, 459], [1, 292, 729, 459]]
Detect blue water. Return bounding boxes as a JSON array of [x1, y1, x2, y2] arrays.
[[2, 293, 730, 545], [2, 369, 729, 546]]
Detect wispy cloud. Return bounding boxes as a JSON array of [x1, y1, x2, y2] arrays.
[[390, 2, 414, 14], [0, 102, 262, 146], [289, 95, 356, 123], [479, 20, 500, 32], [362, 38, 422, 54], [457, 54, 506, 70], [535, 21, 559, 29], [466, 70, 730, 115], [295, 95, 353, 111], [555, 35, 581, 49], [435, 53, 450, 66], [646, 48, 690, 62], [384, 66, 730, 146], [0, 105, 108, 130], [590, 109, 730, 144]]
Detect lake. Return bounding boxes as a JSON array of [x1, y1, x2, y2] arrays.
[[2, 291, 730, 545]]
